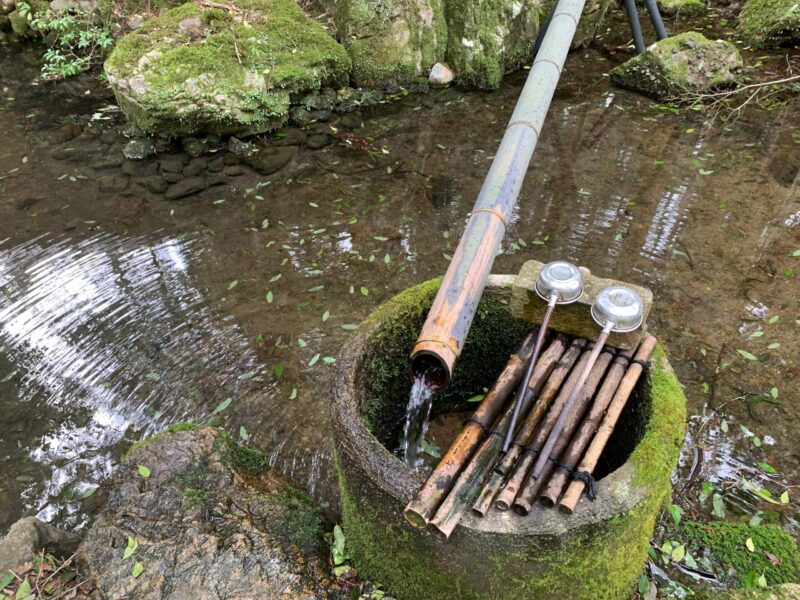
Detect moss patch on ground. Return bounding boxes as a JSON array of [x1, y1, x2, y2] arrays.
[[105, 0, 350, 136], [739, 0, 800, 47], [658, 0, 706, 15], [681, 521, 800, 587]]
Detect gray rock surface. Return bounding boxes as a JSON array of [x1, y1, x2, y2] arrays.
[[0, 517, 81, 573], [428, 62, 454, 86], [164, 177, 207, 200], [77, 426, 343, 600]]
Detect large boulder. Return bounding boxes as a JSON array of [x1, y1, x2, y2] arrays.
[[77, 424, 344, 599], [104, 0, 351, 137], [325, 0, 447, 87], [739, 0, 800, 47], [609, 31, 742, 100]]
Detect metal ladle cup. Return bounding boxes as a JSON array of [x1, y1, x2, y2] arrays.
[[527, 285, 644, 484], [501, 262, 584, 454]]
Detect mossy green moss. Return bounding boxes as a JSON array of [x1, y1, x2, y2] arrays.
[[105, 0, 350, 136], [681, 521, 800, 587], [658, 0, 707, 16], [330, 0, 446, 87], [126, 421, 200, 458], [444, 0, 537, 90], [739, 0, 800, 47]]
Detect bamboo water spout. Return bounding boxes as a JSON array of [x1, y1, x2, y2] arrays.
[[409, 0, 588, 390]]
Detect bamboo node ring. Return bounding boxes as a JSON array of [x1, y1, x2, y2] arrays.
[[471, 207, 509, 228]]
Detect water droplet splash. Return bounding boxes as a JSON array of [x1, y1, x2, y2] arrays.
[[400, 375, 434, 467]]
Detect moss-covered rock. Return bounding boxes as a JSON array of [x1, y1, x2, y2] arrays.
[[104, 0, 351, 137], [609, 31, 742, 100], [658, 0, 706, 16], [331, 276, 687, 599], [444, 0, 539, 89], [739, 0, 800, 47], [325, 0, 446, 87]]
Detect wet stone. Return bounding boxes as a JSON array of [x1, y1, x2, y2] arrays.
[[207, 173, 228, 187], [99, 130, 119, 145], [338, 114, 362, 130], [306, 133, 333, 150], [159, 157, 185, 173], [98, 174, 129, 193], [228, 137, 253, 157], [244, 147, 295, 175], [182, 137, 207, 157], [121, 159, 147, 176], [137, 175, 168, 194], [162, 171, 183, 183], [91, 157, 123, 171], [184, 157, 208, 177], [208, 156, 225, 172], [123, 138, 156, 160], [275, 128, 307, 146], [223, 165, 247, 177], [164, 177, 207, 200], [50, 148, 73, 161]]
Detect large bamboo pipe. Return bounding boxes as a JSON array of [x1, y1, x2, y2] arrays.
[[403, 331, 538, 528], [410, 0, 588, 389]]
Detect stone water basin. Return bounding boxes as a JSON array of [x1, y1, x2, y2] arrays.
[[331, 274, 687, 600]]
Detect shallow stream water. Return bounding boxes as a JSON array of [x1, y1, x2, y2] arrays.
[[0, 24, 798, 545]]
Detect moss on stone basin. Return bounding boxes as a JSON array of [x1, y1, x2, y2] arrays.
[[104, 0, 350, 136], [331, 275, 687, 599]]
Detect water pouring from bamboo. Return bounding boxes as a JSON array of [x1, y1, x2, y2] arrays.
[[426, 336, 569, 539], [501, 262, 584, 456], [521, 286, 644, 505], [403, 331, 538, 528]]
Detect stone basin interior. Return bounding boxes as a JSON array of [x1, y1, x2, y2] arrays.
[[357, 281, 651, 494]]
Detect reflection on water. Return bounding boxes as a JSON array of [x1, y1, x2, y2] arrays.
[[0, 233, 266, 529]]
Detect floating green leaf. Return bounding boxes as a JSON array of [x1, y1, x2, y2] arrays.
[[132, 562, 144, 577], [420, 439, 442, 459], [340, 324, 358, 330], [767, 342, 780, 349], [81, 486, 97, 498], [467, 394, 485, 403], [712, 493, 725, 517], [227, 280, 238, 290], [781, 490, 790, 504], [746, 538, 755, 552], [261, 218, 269, 229], [758, 462, 776, 474], [273, 363, 284, 380], [322, 311, 330, 322], [239, 426, 249, 441], [737, 349, 757, 361], [308, 353, 320, 366], [137, 465, 151, 479], [269, 274, 281, 283], [266, 290, 274, 304], [671, 544, 686, 562], [360, 287, 369, 296], [1, 371, 16, 383], [770, 387, 779, 399], [213, 398, 232, 414], [289, 388, 297, 400], [123, 536, 139, 559], [720, 420, 729, 433], [322, 356, 336, 364]]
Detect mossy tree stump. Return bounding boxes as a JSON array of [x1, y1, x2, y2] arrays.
[[331, 276, 687, 599]]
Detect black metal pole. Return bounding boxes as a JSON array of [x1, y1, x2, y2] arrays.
[[622, 0, 646, 54], [643, 0, 669, 40]]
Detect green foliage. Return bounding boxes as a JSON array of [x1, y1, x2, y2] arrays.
[[31, 8, 113, 79]]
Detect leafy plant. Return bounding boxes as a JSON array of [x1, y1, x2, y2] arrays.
[[31, 8, 113, 80]]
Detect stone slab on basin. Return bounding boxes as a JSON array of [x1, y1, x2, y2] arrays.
[[510, 259, 653, 349]]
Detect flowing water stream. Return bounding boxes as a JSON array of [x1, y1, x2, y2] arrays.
[[0, 24, 799, 546], [400, 376, 435, 467]]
